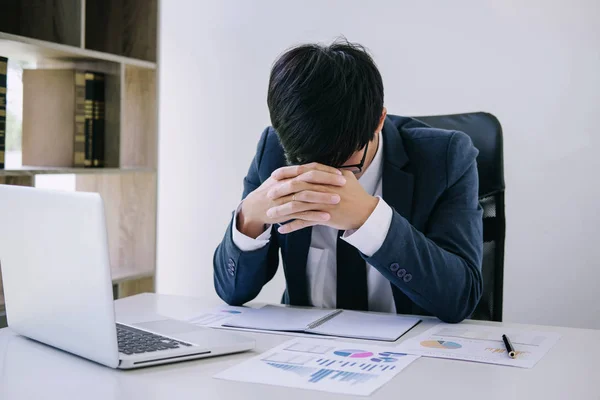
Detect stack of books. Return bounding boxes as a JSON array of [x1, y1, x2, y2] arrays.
[[79, 71, 106, 168], [0, 56, 6, 169]]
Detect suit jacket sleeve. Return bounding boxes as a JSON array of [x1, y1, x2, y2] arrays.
[[213, 128, 280, 305], [365, 131, 484, 323]]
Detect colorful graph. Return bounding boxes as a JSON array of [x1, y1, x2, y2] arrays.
[[485, 348, 530, 358], [370, 357, 397, 363], [370, 351, 407, 363], [316, 358, 396, 372], [309, 369, 377, 384], [420, 340, 462, 349], [378, 352, 407, 357], [334, 349, 374, 358], [266, 362, 316, 377]]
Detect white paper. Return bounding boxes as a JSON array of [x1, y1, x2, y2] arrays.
[[214, 338, 420, 396], [395, 323, 561, 368], [309, 310, 421, 341], [186, 306, 339, 339], [222, 305, 336, 331], [186, 306, 249, 327]]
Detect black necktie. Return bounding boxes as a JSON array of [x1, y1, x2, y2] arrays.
[[336, 231, 369, 310]]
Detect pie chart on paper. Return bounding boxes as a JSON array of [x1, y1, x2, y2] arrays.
[[333, 349, 374, 358], [420, 340, 462, 349]]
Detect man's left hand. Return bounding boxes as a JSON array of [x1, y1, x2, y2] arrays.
[[266, 169, 379, 234]]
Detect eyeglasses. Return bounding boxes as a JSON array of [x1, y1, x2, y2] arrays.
[[333, 141, 369, 174]]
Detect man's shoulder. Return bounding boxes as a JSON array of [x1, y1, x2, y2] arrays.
[[388, 114, 456, 144], [386, 114, 478, 185]]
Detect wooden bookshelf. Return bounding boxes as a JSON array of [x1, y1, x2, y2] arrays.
[[0, 0, 159, 308]]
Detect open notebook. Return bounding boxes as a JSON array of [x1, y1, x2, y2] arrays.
[[221, 305, 421, 342]]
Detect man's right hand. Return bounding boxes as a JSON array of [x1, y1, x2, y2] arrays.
[[237, 163, 345, 239]]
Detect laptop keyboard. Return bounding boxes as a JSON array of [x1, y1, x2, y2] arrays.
[[116, 323, 193, 356]]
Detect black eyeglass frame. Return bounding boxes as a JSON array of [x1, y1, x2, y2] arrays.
[[333, 141, 369, 174]]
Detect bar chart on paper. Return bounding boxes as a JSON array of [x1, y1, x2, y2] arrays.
[[214, 338, 420, 396]]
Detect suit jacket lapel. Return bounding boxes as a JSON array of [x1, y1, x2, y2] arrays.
[[382, 118, 414, 222]]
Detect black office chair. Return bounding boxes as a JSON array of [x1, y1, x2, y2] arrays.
[[412, 112, 506, 322]]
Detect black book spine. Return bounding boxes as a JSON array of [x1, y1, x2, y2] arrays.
[[84, 72, 95, 167], [93, 73, 105, 167], [73, 71, 86, 167], [0, 56, 7, 170]]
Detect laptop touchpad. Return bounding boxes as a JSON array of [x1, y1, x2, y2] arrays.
[[133, 319, 201, 335]]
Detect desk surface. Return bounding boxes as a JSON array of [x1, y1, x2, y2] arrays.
[[0, 293, 598, 400]]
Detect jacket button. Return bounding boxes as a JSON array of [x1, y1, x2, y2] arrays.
[[390, 263, 400, 272], [403, 273, 412, 283], [227, 258, 236, 269], [396, 269, 406, 278]]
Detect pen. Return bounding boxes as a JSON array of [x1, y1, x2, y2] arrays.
[[502, 334, 516, 359]]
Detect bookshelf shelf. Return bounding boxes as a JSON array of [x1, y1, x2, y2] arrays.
[[0, 32, 156, 69], [111, 269, 154, 285], [0, 167, 155, 177]]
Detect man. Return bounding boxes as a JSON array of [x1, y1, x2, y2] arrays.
[[214, 40, 483, 323]]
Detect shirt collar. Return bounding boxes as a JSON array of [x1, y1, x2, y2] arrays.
[[358, 130, 384, 195]]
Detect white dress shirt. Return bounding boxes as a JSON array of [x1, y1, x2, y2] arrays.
[[232, 131, 396, 313]]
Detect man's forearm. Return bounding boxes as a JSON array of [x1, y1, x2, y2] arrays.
[[365, 211, 483, 323], [214, 216, 279, 305]]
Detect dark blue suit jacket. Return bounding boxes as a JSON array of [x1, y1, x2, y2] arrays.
[[214, 115, 483, 323]]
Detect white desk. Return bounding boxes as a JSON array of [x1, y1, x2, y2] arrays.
[[0, 293, 598, 400]]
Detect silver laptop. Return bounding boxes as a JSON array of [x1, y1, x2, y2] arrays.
[[0, 184, 255, 369]]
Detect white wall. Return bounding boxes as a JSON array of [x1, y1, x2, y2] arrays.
[[156, 0, 600, 329]]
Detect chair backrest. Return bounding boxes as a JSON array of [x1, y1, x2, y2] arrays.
[[412, 112, 506, 322]]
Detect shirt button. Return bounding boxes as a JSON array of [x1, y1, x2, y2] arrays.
[[396, 269, 406, 278], [403, 273, 412, 283], [390, 263, 400, 272]]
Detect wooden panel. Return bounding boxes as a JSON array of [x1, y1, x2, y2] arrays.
[[0, 175, 33, 309], [0, 260, 4, 309], [0, 0, 82, 46], [118, 276, 154, 298], [120, 66, 157, 168], [22, 69, 75, 167], [0, 32, 156, 69], [104, 68, 121, 168], [75, 172, 157, 280], [85, 0, 157, 62]]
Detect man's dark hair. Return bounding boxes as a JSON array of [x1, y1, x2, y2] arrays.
[[267, 39, 384, 167]]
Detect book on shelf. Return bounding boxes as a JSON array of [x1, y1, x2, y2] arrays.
[[83, 72, 95, 167], [93, 72, 105, 168], [0, 56, 6, 170], [82, 71, 105, 167], [22, 69, 106, 168], [73, 71, 86, 167]]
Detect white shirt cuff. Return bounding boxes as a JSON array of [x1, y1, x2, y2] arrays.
[[231, 201, 272, 251], [342, 197, 393, 257]]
